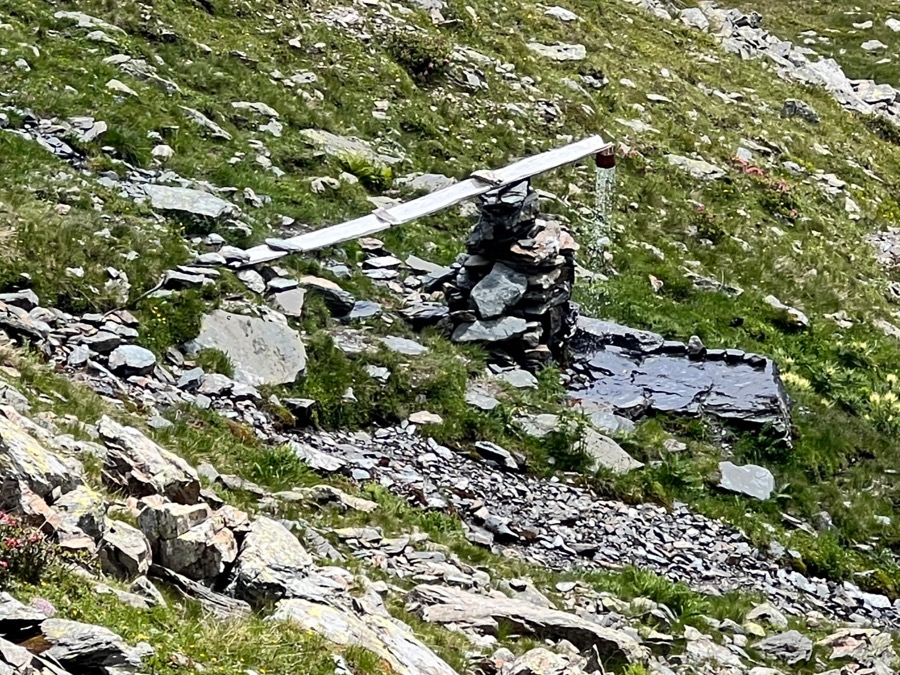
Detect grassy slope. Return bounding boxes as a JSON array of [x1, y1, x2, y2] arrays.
[[2, 0, 900, 624]]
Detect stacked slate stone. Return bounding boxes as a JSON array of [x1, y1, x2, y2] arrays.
[[444, 180, 579, 369]]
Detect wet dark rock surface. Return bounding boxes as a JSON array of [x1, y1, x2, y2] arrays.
[[566, 318, 792, 440]]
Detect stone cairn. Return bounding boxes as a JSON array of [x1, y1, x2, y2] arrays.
[[444, 180, 579, 370]]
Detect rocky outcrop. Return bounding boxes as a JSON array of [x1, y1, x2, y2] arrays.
[[226, 516, 313, 605], [97, 416, 200, 504], [0, 408, 83, 511], [271, 598, 458, 675], [409, 584, 647, 663]]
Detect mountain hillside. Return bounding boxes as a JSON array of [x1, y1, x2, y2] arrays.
[[2, 0, 900, 673]]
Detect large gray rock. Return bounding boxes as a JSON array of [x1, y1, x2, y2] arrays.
[[107, 345, 156, 375], [581, 430, 643, 474], [782, 99, 819, 124], [54, 10, 125, 32], [143, 184, 237, 220], [40, 618, 148, 672], [471, 264, 528, 319], [299, 129, 403, 168], [526, 42, 586, 61], [666, 154, 726, 180], [0, 409, 83, 510], [53, 485, 107, 542], [137, 501, 211, 542], [754, 630, 813, 665], [189, 310, 307, 386], [226, 516, 314, 605], [679, 7, 709, 30], [718, 462, 775, 500], [158, 514, 237, 582], [409, 584, 647, 663], [99, 519, 152, 578], [272, 598, 458, 675], [180, 106, 233, 140], [97, 416, 200, 503], [452, 317, 528, 343]]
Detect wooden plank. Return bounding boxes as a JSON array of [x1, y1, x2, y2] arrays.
[[239, 135, 610, 267]]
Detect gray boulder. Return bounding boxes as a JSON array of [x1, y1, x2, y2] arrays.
[[409, 584, 646, 663], [526, 42, 586, 61], [272, 598, 458, 675], [718, 461, 775, 500], [580, 430, 643, 474], [39, 618, 148, 672], [189, 310, 307, 386], [0, 410, 83, 510], [143, 184, 237, 219], [755, 630, 813, 665], [666, 154, 726, 180], [298, 276, 357, 316], [97, 416, 200, 504], [99, 520, 152, 578], [299, 129, 403, 168], [679, 7, 709, 30], [157, 514, 238, 581], [54, 485, 108, 543], [107, 345, 156, 375], [226, 516, 314, 605], [782, 99, 820, 124]]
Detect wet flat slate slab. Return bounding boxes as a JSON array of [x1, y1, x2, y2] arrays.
[[567, 318, 791, 439]]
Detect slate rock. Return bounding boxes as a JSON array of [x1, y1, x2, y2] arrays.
[[99, 520, 152, 578], [718, 461, 775, 500], [495, 369, 538, 389], [272, 598, 458, 675], [271, 288, 306, 318], [680, 7, 709, 30], [299, 129, 403, 168], [0, 410, 83, 509], [97, 415, 200, 504], [38, 618, 146, 672], [298, 276, 357, 317], [107, 345, 156, 375], [189, 310, 307, 386], [755, 630, 813, 665], [475, 441, 520, 472], [782, 99, 820, 124], [379, 336, 429, 356], [526, 42, 587, 61], [143, 185, 238, 220], [581, 430, 643, 474], [409, 584, 646, 663], [180, 106, 232, 140], [226, 516, 314, 605], [452, 317, 528, 343], [666, 154, 726, 180], [471, 264, 528, 319]]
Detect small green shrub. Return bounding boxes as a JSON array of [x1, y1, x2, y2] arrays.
[[137, 291, 208, 354], [339, 155, 393, 192], [384, 30, 451, 83], [194, 348, 234, 377]]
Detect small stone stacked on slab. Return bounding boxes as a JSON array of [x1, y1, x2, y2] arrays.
[[444, 180, 578, 369]]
